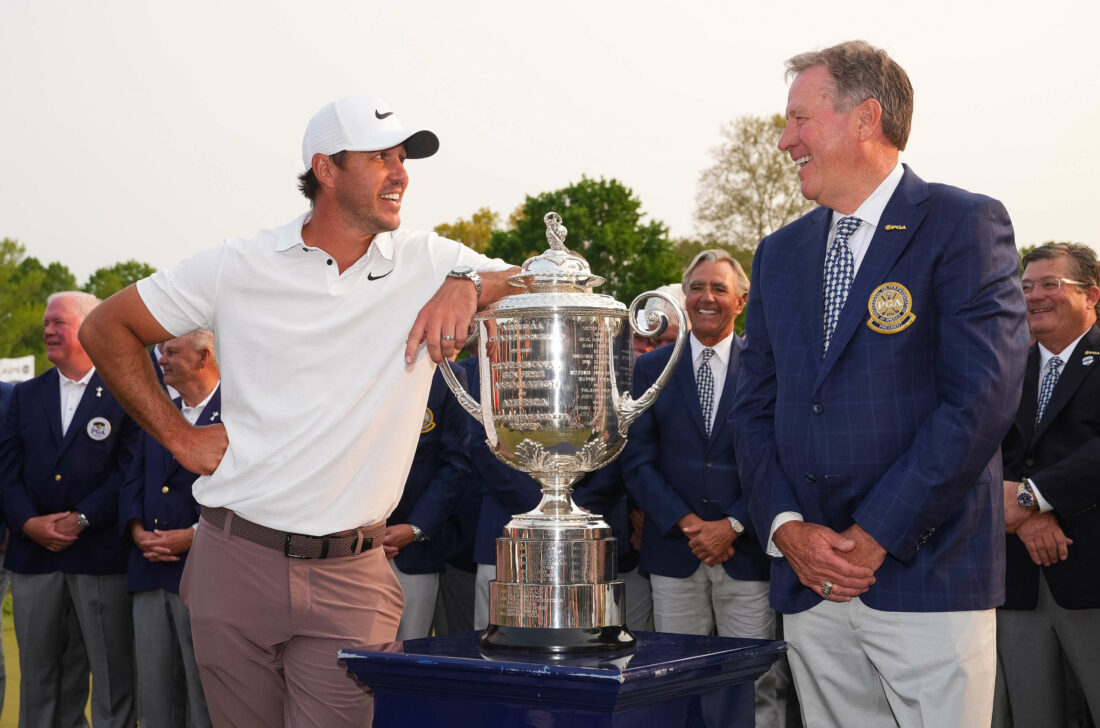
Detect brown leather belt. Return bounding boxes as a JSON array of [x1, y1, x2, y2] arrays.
[[200, 506, 385, 559]]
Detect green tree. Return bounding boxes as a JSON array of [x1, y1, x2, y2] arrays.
[[695, 114, 814, 250], [485, 177, 681, 304], [0, 239, 79, 374], [434, 207, 501, 252], [83, 260, 157, 300]]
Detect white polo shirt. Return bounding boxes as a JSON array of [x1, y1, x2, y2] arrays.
[[137, 212, 510, 535]]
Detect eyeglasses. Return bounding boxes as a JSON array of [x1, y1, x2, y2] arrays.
[[1021, 276, 1085, 296]]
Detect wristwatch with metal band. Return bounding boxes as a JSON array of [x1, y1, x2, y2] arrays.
[[446, 266, 482, 299], [1016, 480, 1040, 512]]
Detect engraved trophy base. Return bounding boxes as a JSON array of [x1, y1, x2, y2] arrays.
[[480, 510, 636, 653]]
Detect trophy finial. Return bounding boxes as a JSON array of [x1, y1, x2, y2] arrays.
[[544, 211, 568, 251]]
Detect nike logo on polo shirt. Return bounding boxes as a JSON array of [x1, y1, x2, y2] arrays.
[[375, 110, 394, 119], [367, 270, 392, 281]]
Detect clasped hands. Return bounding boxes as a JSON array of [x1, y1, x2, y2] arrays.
[[1003, 480, 1072, 567], [130, 521, 193, 562], [773, 521, 884, 602], [23, 511, 86, 551], [679, 513, 736, 566]]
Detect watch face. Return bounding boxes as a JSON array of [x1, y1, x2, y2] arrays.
[[450, 266, 474, 276]]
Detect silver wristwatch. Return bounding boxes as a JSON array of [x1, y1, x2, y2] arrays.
[[446, 266, 482, 299], [410, 524, 428, 542], [75, 512, 90, 529], [727, 516, 745, 535]]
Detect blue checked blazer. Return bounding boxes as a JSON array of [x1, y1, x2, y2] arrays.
[[1, 369, 140, 576], [621, 338, 768, 581], [730, 165, 1028, 614], [119, 387, 220, 594]]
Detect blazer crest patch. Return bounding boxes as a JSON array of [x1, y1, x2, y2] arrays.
[[421, 406, 436, 434], [867, 282, 916, 334], [86, 417, 112, 441]]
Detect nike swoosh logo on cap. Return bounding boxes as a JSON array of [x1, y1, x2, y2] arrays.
[[367, 270, 392, 281], [375, 110, 394, 119]]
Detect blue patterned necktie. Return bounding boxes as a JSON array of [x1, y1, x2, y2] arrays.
[[697, 348, 715, 438], [1035, 355, 1063, 428], [823, 215, 862, 354]]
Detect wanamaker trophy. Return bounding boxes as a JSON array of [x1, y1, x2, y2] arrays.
[[440, 211, 687, 653]]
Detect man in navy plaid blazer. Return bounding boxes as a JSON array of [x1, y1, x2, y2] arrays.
[[730, 41, 1028, 726]]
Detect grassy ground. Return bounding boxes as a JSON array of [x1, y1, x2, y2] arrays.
[[2, 591, 17, 728]]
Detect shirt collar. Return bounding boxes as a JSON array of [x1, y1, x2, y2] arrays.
[[831, 163, 904, 231], [690, 331, 735, 367], [1038, 330, 1089, 369], [59, 367, 94, 386], [180, 381, 220, 412], [275, 211, 396, 262]]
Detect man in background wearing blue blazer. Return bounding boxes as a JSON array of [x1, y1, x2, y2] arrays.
[[121, 330, 220, 728], [1, 292, 140, 727], [730, 41, 1028, 726], [622, 249, 778, 727], [997, 243, 1100, 726], [383, 365, 472, 640]]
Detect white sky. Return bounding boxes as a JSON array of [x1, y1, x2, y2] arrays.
[[1, 0, 1096, 282]]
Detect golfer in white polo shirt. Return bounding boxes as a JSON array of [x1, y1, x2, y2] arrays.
[[80, 95, 518, 727]]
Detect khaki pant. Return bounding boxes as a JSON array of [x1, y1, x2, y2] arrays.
[[181, 514, 403, 728]]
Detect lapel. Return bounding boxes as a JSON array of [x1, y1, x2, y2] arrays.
[[670, 347, 708, 441], [791, 207, 832, 360], [1033, 326, 1100, 442], [39, 369, 63, 445], [56, 371, 104, 459], [815, 165, 929, 391], [1014, 346, 1041, 442], [709, 336, 744, 446], [162, 386, 222, 480]]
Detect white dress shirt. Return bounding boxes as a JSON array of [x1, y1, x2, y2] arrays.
[[1029, 330, 1089, 511], [690, 331, 736, 434], [58, 367, 94, 436]]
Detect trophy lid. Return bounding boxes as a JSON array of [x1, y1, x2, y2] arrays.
[[507, 212, 606, 293]]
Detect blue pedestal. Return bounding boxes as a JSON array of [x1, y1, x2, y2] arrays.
[[340, 631, 785, 727]]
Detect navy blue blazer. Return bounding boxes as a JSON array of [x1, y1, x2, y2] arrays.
[[621, 338, 768, 581], [1001, 326, 1100, 610], [388, 367, 474, 575], [1, 369, 140, 575], [0, 380, 14, 546], [119, 387, 221, 594], [731, 165, 1028, 614]]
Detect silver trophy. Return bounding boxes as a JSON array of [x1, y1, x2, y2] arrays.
[[440, 212, 686, 652]]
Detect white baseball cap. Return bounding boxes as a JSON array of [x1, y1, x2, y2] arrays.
[[301, 95, 439, 169]]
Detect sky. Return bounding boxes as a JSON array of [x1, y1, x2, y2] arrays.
[[1, 0, 1096, 283]]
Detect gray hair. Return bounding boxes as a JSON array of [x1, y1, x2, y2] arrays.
[[46, 291, 100, 320], [786, 40, 914, 151], [681, 249, 749, 297]]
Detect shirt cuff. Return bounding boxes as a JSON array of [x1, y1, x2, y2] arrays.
[[767, 512, 804, 557], [1027, 478, 1054, 513]]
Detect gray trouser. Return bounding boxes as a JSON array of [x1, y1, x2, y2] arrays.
[[12, 571, 135, 728], [133, 589, 211, 728]]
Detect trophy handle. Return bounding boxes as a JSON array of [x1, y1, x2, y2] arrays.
[[439, 358, 484, 422], [616, 290, 689, 432]]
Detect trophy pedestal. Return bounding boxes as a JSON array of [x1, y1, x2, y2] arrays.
[[340, 631, 786, 727], [482, 512, 636, 653]]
